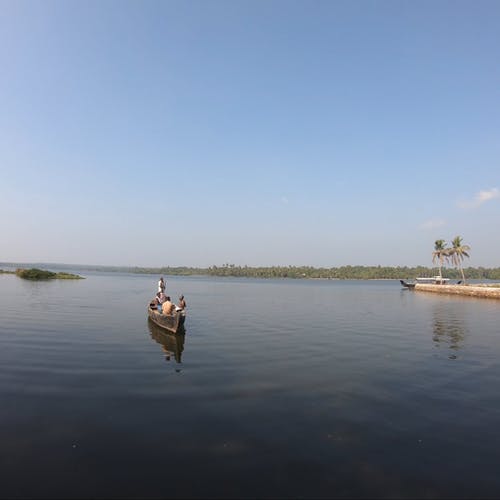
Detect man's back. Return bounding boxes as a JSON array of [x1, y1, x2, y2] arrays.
[[162, 300, 175, 315]]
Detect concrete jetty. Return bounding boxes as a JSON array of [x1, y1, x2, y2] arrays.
[[415, 283, 500, 299]]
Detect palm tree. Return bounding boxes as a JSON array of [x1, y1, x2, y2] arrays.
[[449, 236, 471, 283], [432, 239, 449, 281]]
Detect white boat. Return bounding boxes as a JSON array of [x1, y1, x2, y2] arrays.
[[415, 276, 450, 284], [400, 276, 451, 289]]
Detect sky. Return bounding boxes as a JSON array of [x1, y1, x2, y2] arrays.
[[1, 0, 499, 268]]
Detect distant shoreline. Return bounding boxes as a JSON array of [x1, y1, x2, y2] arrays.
[[1, 263, 500, 281]]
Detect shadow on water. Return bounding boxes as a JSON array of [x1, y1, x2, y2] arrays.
[[147, 318, 185, 364], [432, 303, 467, 359]]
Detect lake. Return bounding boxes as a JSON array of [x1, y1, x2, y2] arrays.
[[1, 272, 499, 498]]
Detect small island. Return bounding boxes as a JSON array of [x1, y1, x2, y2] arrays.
[[14, 268, 84, 280]]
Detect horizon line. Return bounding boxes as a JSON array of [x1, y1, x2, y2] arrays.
[[0, 261, 496, 270]]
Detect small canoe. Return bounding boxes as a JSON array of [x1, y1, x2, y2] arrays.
[[147, 304, 186, 334]]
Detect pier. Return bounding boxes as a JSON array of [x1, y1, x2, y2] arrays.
[[415, 283, 500, 299]]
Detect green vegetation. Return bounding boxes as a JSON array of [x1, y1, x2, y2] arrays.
[[3, 244, 498, 282], [0, 269, 16, 274], [120, 264, 500, 280], [15, 268, 84, 280], [16, 268, 57, 279], [54, 272, 85, 280], [449, 236, 471, 283]]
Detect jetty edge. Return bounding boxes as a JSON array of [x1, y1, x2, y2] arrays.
[[414, 283, 500, 299]]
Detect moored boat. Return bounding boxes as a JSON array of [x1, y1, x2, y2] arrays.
[[415, 276, 450, 284], [400, 276, 451, 289], [400, 279, 416, 289], [147, 303, 186, 334]]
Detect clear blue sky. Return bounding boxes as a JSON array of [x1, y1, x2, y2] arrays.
[[1, 0, 499, 267]]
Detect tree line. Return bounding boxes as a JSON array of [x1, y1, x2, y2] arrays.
[[128, 264, 500, 280], [141, 236, 489, 280], [2, 236, 495, 280]]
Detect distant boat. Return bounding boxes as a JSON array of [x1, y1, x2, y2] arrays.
[[400, 276, 450, 289], [147, 303, 186, 334]]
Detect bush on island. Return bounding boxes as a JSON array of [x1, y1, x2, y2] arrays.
[[15, 268, 83, 280]]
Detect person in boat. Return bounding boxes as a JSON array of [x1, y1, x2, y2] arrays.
[[177, 294, 186, 311], [158, 291, 167, 304], [161, 296, 175, 315], [158, 276, 166, 294]]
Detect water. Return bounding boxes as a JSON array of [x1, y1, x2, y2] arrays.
[[1, 272, 499, 498]]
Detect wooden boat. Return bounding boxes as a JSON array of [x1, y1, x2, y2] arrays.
[[147, 303, 186, 334]]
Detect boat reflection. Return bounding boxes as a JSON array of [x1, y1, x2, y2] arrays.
[[432, 304, 467, 359], [147, 318, 185, 364]]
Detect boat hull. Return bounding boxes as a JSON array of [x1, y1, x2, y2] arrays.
[[400, 277, 452, 289], [400, 279, 416, 289], [147, 305, 185, 334]]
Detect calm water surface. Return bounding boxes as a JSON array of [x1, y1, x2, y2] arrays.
[[1, 272, 499, 498]]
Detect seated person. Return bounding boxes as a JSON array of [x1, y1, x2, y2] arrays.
[[158, 291, 167, 304], [176, 294, 186, 311], [161, 296, 175, 315]]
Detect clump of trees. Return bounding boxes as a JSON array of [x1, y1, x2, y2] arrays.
[[16, 268, 57, 279], [432, 236, 471, 283], [15, 268, 84, 280]]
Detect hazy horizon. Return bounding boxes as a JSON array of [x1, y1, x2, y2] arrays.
[[1, 259, 497, 271], [2, 1, 499, 268]]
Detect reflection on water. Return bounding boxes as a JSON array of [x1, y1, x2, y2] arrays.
[[432, 304, 467, 359], [2, 275, 500, 498], [147, 319, 185, 364]]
